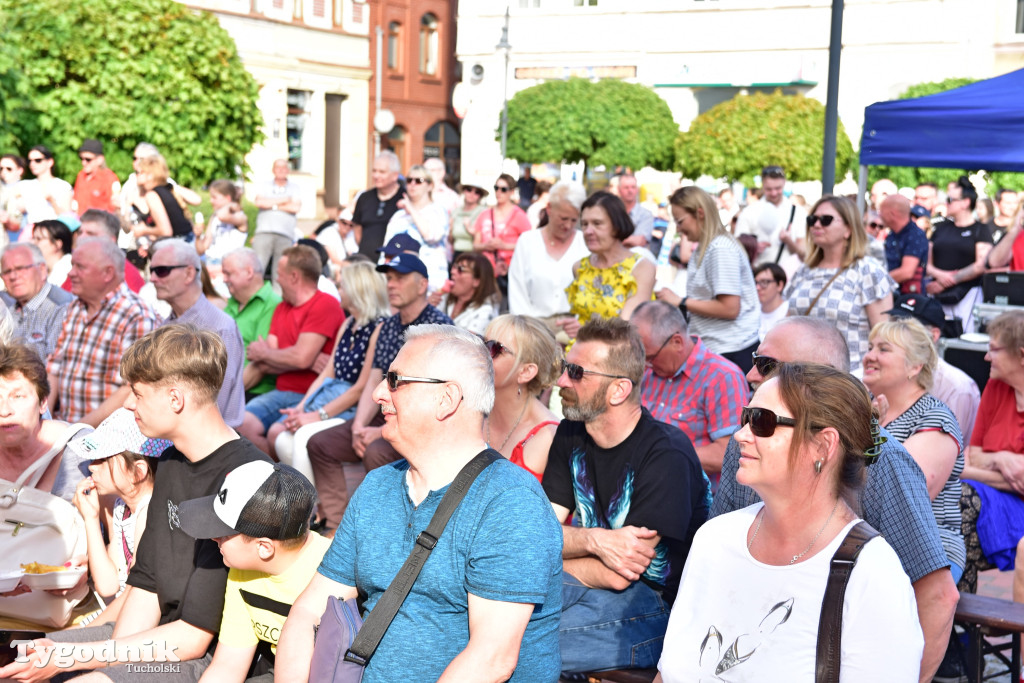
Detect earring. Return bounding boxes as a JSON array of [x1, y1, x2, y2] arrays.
[[814, 459, 823, 475], [517, 386, 521, 397]]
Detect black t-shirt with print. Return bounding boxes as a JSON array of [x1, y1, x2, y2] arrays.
[[543, 408, 709, 603]]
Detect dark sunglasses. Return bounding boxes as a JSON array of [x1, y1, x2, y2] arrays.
[[762, 165, 785, 179], [867, 221, 884, 230], [464, 187, 483, 195], [741, 406, 798, 438], [484, 339, 511, 360], [494, 185, 511, 192], [560, 360, 631, 383], [385, 371, 447, 391], [79, 155, 96, 162], [806, 214, 835, 228], [407, 177, 428, 185], [27, 157, 46, 163], [452, 263, 473, 275], [751, 353, 780, 377], [150, 264, 191, 278]]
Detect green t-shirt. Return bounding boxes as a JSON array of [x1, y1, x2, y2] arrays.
[[225, 281, 282, 395]]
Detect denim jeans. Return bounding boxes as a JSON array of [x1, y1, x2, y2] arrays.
[[559, 571, 670, 673]]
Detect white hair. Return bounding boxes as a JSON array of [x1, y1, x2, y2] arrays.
[[377, 150, 401, 174], [2, 242, 46, 266], [134, 142, 160, 158], [151, 238, 201, 284], [404, 324, 494, 416], [75, 236, 125, 278], [223, 247, 265, 278], [548, 181, 587, 212]]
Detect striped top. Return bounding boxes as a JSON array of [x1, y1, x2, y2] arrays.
[[885, 393, 965, 571], [686, 235, 760, 355]]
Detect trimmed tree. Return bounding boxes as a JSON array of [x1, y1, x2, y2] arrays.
[[503, 77, 678, 171], [0, 0, 264, 186], [675, 91, 856, 187]]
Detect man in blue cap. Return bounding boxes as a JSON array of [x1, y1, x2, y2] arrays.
[[305, 250, 453, 531]]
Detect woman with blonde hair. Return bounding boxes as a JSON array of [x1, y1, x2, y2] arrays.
[[383, 163, 449, 290], [131, 153, 193, 245], [656, 186, 759, 373], [784, 194, 894, 372], [272, 260, 390, 482], [862, 316, 965, 582], [483, 314, 563, 482], [657, 363, 922, 681]]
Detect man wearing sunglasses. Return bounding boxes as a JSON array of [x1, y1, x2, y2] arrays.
[[542, 317, 709, 675], [72, 138, 121, 215], [710, 316, 959, 682], [306, 252, 453, 530], [631, 301, 747, 478]]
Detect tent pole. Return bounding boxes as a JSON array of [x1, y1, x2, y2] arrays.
[[821, 0, 845, 193], [857, 165, 867, 214]]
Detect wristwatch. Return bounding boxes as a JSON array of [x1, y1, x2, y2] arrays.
[[318, 408, 329, 421]]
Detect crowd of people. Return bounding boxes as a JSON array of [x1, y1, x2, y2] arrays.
[[0, 142, 1023, 682]]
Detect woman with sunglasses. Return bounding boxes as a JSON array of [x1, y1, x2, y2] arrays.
[[31, 219, 74, 287], [449, 182, 488, 260], [472, 173, 531, 281], [384, 164, 449, 291], [656, 186, 759, 373], [656, 363, 922, 682], [440, 252, 500, 336], [19, 145, 73, 224], [483, 315, 562, 482], [861, 317, 965, 584], [784, 194, 895, 373]]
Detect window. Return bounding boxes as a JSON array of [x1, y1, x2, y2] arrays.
[[424, 121, 461, 182], [286, 89, 310, 171], [518, 0, 540, 6], [419, 13, 439, 76], [387, 22, 401, 71]]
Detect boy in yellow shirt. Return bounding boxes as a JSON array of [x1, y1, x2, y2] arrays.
[[177, 461, 330, 682]]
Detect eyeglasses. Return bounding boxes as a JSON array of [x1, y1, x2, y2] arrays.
[[484, 339, 511, 360], [493, 185, 511, 193], [560, 360, 631, 383], [79, 155, 96, 163], [754, 278, 777, 288], [464, 187, 482, 195], [407, 177, 428, 185], [761, 166, 785, 179], [452, 264, 472, 275], [150, 264, 192, 278], [385, 371, 448, 391], [751, 353, 780, 377], [806, 214, 835, 228], [645, 334, 674, 364], [740, 406, 798, 438], [0, 263, 40, 279], [27, 157, 46, 164], [866, 221, 884, 230], [947, 196, 963, 204]]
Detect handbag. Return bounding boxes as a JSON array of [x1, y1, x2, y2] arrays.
[[0, 424, 90, 628], [815, 520, 880, 683], [308, 448, 501, 682]]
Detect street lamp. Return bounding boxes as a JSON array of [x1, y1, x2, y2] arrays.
[[496, 7, 511, 165]]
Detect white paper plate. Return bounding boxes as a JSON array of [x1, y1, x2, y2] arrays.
[[19, 567, 86, 590], [0, 571, 23, 592], [960, 332, 990, 344]]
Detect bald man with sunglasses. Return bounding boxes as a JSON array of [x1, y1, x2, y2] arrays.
[[711, 316, 959, 683]]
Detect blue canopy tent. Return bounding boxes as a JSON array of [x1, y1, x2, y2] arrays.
[[856, 68, 1024, 206]]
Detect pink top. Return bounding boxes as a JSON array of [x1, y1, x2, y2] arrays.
[[508, 421, 559, 484]]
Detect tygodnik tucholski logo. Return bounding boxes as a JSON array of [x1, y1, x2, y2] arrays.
[[10, 639, 180, 669]]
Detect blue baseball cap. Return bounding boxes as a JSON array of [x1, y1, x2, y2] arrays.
[[376, 253, 428, 279], [377, 234, 421, 257]]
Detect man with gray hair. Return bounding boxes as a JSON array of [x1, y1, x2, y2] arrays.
[[352, 150, 404, 257], [0, 242, 72, 360], [150, 239, 245, 427], [711, 315, 959, 682], [277, 324, 563, 682], [222, 247, 282, 399], [47, 236, 160, 425], [78, 208, 145, 292], [253, 158, 302, 285]]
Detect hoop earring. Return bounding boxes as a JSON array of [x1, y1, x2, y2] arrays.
[[814, 459, 823, 475]]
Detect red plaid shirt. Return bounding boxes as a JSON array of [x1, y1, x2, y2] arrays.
[[47, 283, 160, 422]]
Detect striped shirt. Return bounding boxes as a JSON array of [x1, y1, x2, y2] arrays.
[[885, 393, 966, 571], [686, 235, 760, 355], [641, 337, 748, 450], [47, 283, 161, 423], [1, 283, 73, 362]]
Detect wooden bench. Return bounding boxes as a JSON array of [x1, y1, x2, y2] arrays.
[[955, 592, 1024, 682], [582, 670, 657, 683]]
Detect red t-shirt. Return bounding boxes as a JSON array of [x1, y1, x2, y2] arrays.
[[269, 290, 344, 394], [73, 167, 120, 215], [62, 261, 144, 294], [971, 378, 1024, 454], [1011, 231, 1024, 272]]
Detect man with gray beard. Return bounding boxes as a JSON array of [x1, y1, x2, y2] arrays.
[[541, 317, 710, 676]]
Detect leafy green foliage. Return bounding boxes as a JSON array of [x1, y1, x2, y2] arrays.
[[0, 0, 264, 187], [866, 78, 1024, 193], [503, 77, 678, 171], [675, 91, 856, 186]]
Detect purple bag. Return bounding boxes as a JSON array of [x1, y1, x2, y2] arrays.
[[308, 596, 365, 683]]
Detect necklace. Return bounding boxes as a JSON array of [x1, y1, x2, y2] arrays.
[[488, 399, 528, 452], [748, 498, 841, 565]]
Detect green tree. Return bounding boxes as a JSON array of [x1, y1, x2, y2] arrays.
[[866, 78, 1024, 193], [675, 91, 856, 186], [0, 0, 264, 187], [503, 77, 678, 171]]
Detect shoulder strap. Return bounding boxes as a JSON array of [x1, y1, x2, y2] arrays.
[[344, 448, 502, 666], [16, 423, 92, 489], [803, 266, 848, 317], [815, 521, 879, 683], [774, 205, 798, 264]]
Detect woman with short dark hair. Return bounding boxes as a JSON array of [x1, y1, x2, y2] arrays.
[[440, 252, 500, 336], [31, 218, 74, 287]]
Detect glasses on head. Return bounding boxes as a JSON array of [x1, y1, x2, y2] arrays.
[[645, 334, 674, 364], [494, 185, 511, 193], [560, 360, 631, 383], [867, 221, 884, 230], [79, 155, 96, 163], [150, 264, 191, 278], [751, 353, 780, 377], [385, 371, 448, 391], [806, 214, 835, 228], [761, 166, 785, 179], [0, 263, 40, 279], [754, 278, 777, 289], [484, 339, 512, 360], [407, 177, 428, 185], [740, 406, 798, 438]]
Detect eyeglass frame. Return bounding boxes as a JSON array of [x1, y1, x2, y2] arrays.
[[484, 339, 511, 360], [560, 359, 632, 383], [740, 406, 798, 438], [751, 353, 780, 377], [149, 264, 193, 278], [385, 371, 451, 392], [645, 334, 675, 365], [0, 263, 43, 279]]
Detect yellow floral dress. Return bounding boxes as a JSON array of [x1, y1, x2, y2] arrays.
[[565, 253, 644, 330]]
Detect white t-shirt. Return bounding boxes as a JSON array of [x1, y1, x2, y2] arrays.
[[759, 300, 789, 341], [659, 504, 922, 683], [18, 178, 73, 224], [507, 228, 590, 318], [736, 199, 807, 277]]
